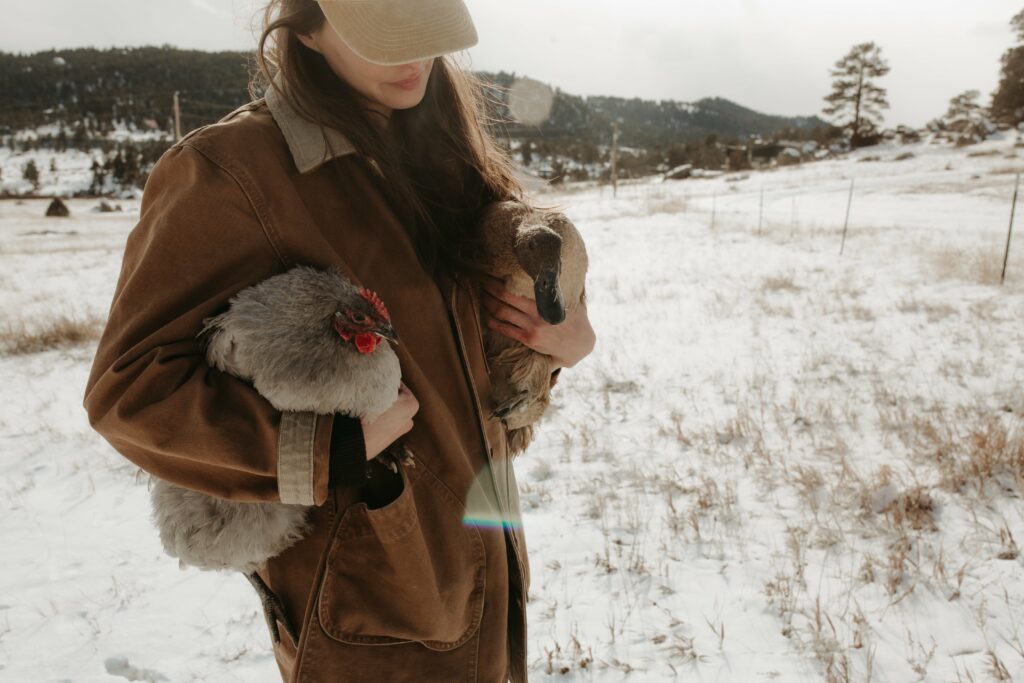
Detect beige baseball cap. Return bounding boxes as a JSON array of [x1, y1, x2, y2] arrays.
[[317, 0, 479, 66]]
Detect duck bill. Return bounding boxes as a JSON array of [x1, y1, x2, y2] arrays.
[[534, 268, 565, 325]]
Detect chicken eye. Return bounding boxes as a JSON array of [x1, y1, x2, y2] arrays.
[[350, 312, 368, 324]]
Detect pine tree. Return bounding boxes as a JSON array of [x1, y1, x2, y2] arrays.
[[72, 121, 88, 149], [931, 90, 995, 145], [823, 42, 890, 147], [991, 9, 1024, 125], [123, 142, 140, 186], [549, 158, 565, 184], [112, 149, 126, 184], [89, 159, 107, 195], [22, 159, 40, 191], [946, 90, 982, 119]]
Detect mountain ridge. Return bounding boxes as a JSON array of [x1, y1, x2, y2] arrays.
[[0, 46, 828, 145]]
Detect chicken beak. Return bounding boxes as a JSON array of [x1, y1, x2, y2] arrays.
[[376, 322, 400, 345], [534, 268, 565, 325]]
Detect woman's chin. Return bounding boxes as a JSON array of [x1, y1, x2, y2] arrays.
[[381, 91, 427, 111]]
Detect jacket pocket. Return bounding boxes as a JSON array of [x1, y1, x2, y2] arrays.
[[315, 452, 486, 650]]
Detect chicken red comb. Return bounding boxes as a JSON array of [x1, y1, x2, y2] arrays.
[[358, 287, 390, 321]]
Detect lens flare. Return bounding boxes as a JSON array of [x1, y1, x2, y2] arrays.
[[461, 463, 523, 530], [508, 77, 554, 127]]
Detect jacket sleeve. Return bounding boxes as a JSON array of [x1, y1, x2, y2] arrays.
[[82, 142, 336, 506]]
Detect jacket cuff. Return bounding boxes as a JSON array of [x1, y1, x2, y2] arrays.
[[328, 414, 370, 488], [277, 411, 333, 506]]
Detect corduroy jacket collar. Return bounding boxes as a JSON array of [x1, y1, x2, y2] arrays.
[[264, 71, 357, 174]]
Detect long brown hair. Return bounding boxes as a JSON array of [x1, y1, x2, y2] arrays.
[[250, 0, 527, 281]]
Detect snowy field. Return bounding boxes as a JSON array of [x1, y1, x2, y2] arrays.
[[1, 133, 1023, 682]]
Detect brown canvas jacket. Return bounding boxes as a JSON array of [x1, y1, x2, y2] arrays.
[[81, 74, 547, 682]]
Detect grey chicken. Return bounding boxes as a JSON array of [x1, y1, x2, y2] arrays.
[[475, 200, 589, 456], [149, 264, 402, 645]]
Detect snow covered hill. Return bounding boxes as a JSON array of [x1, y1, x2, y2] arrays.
[[1, 133, 1022, 681]]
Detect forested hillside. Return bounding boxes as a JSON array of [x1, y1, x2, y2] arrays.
[[0, 46, 834, 190]]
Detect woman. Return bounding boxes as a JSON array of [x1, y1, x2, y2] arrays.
[[83, 0, 594, 681]]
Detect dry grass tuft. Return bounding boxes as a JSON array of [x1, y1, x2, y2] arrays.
[[897, 297, 958, 321], [912, 413, 1024, 494], [541, 632, 595, 675], [882, 486, 937, 531], [924, 245, 1005, 285], [885, 533, 915, 596], [761, 274, 803, 293], [990, 166, 1024, 175], [955, 418, 1024, 491], [1, 313, 104, 355], [791, 465, 826, 512]]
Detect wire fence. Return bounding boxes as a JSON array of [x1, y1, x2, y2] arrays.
[[587, 167, 1023, 285]]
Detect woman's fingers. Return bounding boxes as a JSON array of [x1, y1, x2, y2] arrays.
[[481, 288, 536, 329], [480, 278, 539, 317], [488, 319, 529, 346]]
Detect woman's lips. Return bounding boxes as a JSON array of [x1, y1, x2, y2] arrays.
[[390, 73, 420, 90]]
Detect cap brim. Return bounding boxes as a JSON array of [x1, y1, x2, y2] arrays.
[[318, 0, 478, 66]]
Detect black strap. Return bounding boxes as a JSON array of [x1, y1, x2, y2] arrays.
[[327, 414, 370, 487]]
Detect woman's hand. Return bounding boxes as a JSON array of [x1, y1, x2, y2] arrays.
[[360, 381, 419, 460], [478, 274, 596, 371]]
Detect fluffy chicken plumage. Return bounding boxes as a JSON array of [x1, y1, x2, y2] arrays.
[[149, 264, 401, 645]]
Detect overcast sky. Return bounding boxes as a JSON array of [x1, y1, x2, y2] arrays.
[[1, 0, 1019, 127]]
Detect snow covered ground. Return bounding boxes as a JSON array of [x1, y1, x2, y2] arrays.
[[1, 122, 170, 198], [1, 133, 1023, 681]]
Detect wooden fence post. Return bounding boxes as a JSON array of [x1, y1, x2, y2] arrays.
[[173, 91, 182, 142]]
